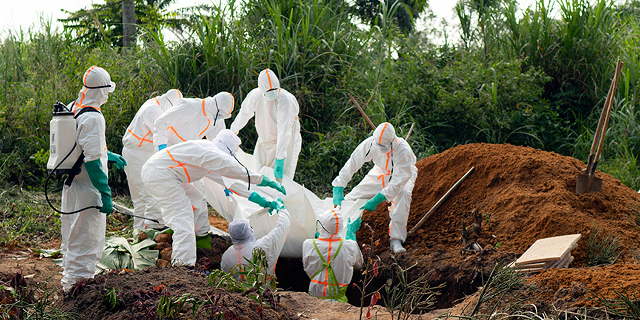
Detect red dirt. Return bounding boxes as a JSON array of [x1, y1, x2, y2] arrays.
[[357, 143, 640, 309]]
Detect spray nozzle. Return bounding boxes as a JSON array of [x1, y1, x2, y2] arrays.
[[53, 101, 69, 113]]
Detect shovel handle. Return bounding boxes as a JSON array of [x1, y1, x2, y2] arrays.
[[593, 59, 623, 165], [408, 167, 475, 237], [349, 93, 376, 130]]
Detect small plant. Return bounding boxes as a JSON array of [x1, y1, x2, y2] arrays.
[[464, 263, 530, 318], [591, 285, 640, 319], [586, 225, 622, 267], [381, 256, 441, 320], [352, 222, 383, 320], [627, 204, 640, 229], [102, 287, 124, 311]]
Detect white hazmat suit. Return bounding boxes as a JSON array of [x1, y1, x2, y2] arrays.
[[221, 209, 291, 278], [122, 89, 183, 229], [302, 209, 363, 302], [141, 134, 275, 266], [61, 66, 115, 292], [153, 92, 234, 150], [229, 69, 302, 180], [332, 122, 417, 253]]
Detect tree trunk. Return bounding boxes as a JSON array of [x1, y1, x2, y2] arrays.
[[122, 0, 136, 47]]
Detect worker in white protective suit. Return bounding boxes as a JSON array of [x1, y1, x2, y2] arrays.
[[153, 91, 234, 151], [61, 66, 127, 292], [221, 208, 291, 279], [141, 130, 286, 266], [302, 208, 362, 302], [122, 89, 183, 230], [332, 122, 417, 254], [229, 69, 302, 181]]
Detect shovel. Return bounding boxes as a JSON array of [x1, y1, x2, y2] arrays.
[[576, 59, 623, 194]]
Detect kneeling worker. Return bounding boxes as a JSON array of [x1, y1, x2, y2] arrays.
[[221, 208, 291, 278], [141, 130, 286, 266], [302, 209, 362, 302]]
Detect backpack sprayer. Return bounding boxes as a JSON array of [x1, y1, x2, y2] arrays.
[[44, 101, 157, 222]]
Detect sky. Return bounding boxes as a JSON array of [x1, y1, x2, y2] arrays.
[[0, 0, 539, 38]]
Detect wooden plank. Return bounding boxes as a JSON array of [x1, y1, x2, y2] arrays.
[[515, 234, 581, 265]]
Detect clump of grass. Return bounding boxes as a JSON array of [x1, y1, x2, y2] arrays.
[[627, 204, 640, 229], [591, 286, 640, 319], [463, 262, 531, 318], [585, 225, 621, 267]]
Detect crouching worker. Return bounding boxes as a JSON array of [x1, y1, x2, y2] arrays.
[[61, 66, 125, 292], [221, 207, 291, 278], [302, 209, 363, 302], [141, 130, 286, 266], [332, 122, 417, 254]]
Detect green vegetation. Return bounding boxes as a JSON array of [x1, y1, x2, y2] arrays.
[[585, 224, 622, 266], [2, 0, 640, 196]]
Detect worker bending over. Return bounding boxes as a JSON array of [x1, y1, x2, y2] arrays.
[[302, 209, 362, 302], [122, 89, 182, 229], [230, 69, 302, 181], [153, 91, 234, 151], [141, 130, 286, 266], [61, 66, 126, 292], [332, 122, 417, 254]]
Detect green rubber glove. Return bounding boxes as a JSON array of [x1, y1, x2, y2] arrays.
[[107, 150, 127, 169], [248, 192, 283, 215], [84, 159, 112, 214], [274, 158, 285, 179], [345, 216, 362, 241], [333, 186, 344, 206], [360, 192, 387, 212], [258, 174, 286, 195]]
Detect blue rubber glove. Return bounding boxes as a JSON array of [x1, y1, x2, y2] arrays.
[[107, 150, 127, 169], [224, 188, 231, 196], [345, 217, 362, 241], [360, 192, 387, 212], [84, 159, 112, 215], [333, 186, 344, 206], [248, 192, 283, 215], [158, 144, 167, 151], [258, 174, 286, 195], [274, 158, 285, 179], [270, 199, 286, 215]]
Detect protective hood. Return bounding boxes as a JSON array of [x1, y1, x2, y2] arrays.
[[372, 122, 397, 154], [213, 129, 241, 156], [317, 208, 344, 239], [75, 66, 115, 108], [228, 219, 256, 245], [258, 69, 280, 100], [206, 92, 234, 121], [159, 89, 183, 111]]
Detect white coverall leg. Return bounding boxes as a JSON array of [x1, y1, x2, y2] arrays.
[[122, 147, 164, 229], [345, 166, 416, 242], [60, 163, 107, 292], [144, 174, 208, 266]]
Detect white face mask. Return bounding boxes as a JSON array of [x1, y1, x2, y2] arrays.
[[374, 142, 393, 154], [263, 89, 279, 101]]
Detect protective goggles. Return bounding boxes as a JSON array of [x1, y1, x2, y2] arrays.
[[85, 81, 116, 93]]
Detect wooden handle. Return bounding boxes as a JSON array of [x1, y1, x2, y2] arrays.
[[408, 167, 475, 237], [348, 93, 376, 130]]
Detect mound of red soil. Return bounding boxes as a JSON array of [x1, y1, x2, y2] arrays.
[[357, 143, 640, 309], [361, 143, 640, 262]]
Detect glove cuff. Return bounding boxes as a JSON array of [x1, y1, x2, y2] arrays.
[[257, 174, 271, 187]]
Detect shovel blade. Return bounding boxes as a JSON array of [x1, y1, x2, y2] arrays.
[[576, 172, 602, 194]]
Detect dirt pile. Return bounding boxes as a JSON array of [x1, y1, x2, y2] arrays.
[[361, 143, 640, 262], [356, 143, 640, 310], [58, 267, 299, 320]]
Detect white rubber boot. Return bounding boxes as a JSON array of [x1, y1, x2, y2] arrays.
[[390, 239, 406, 254]]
